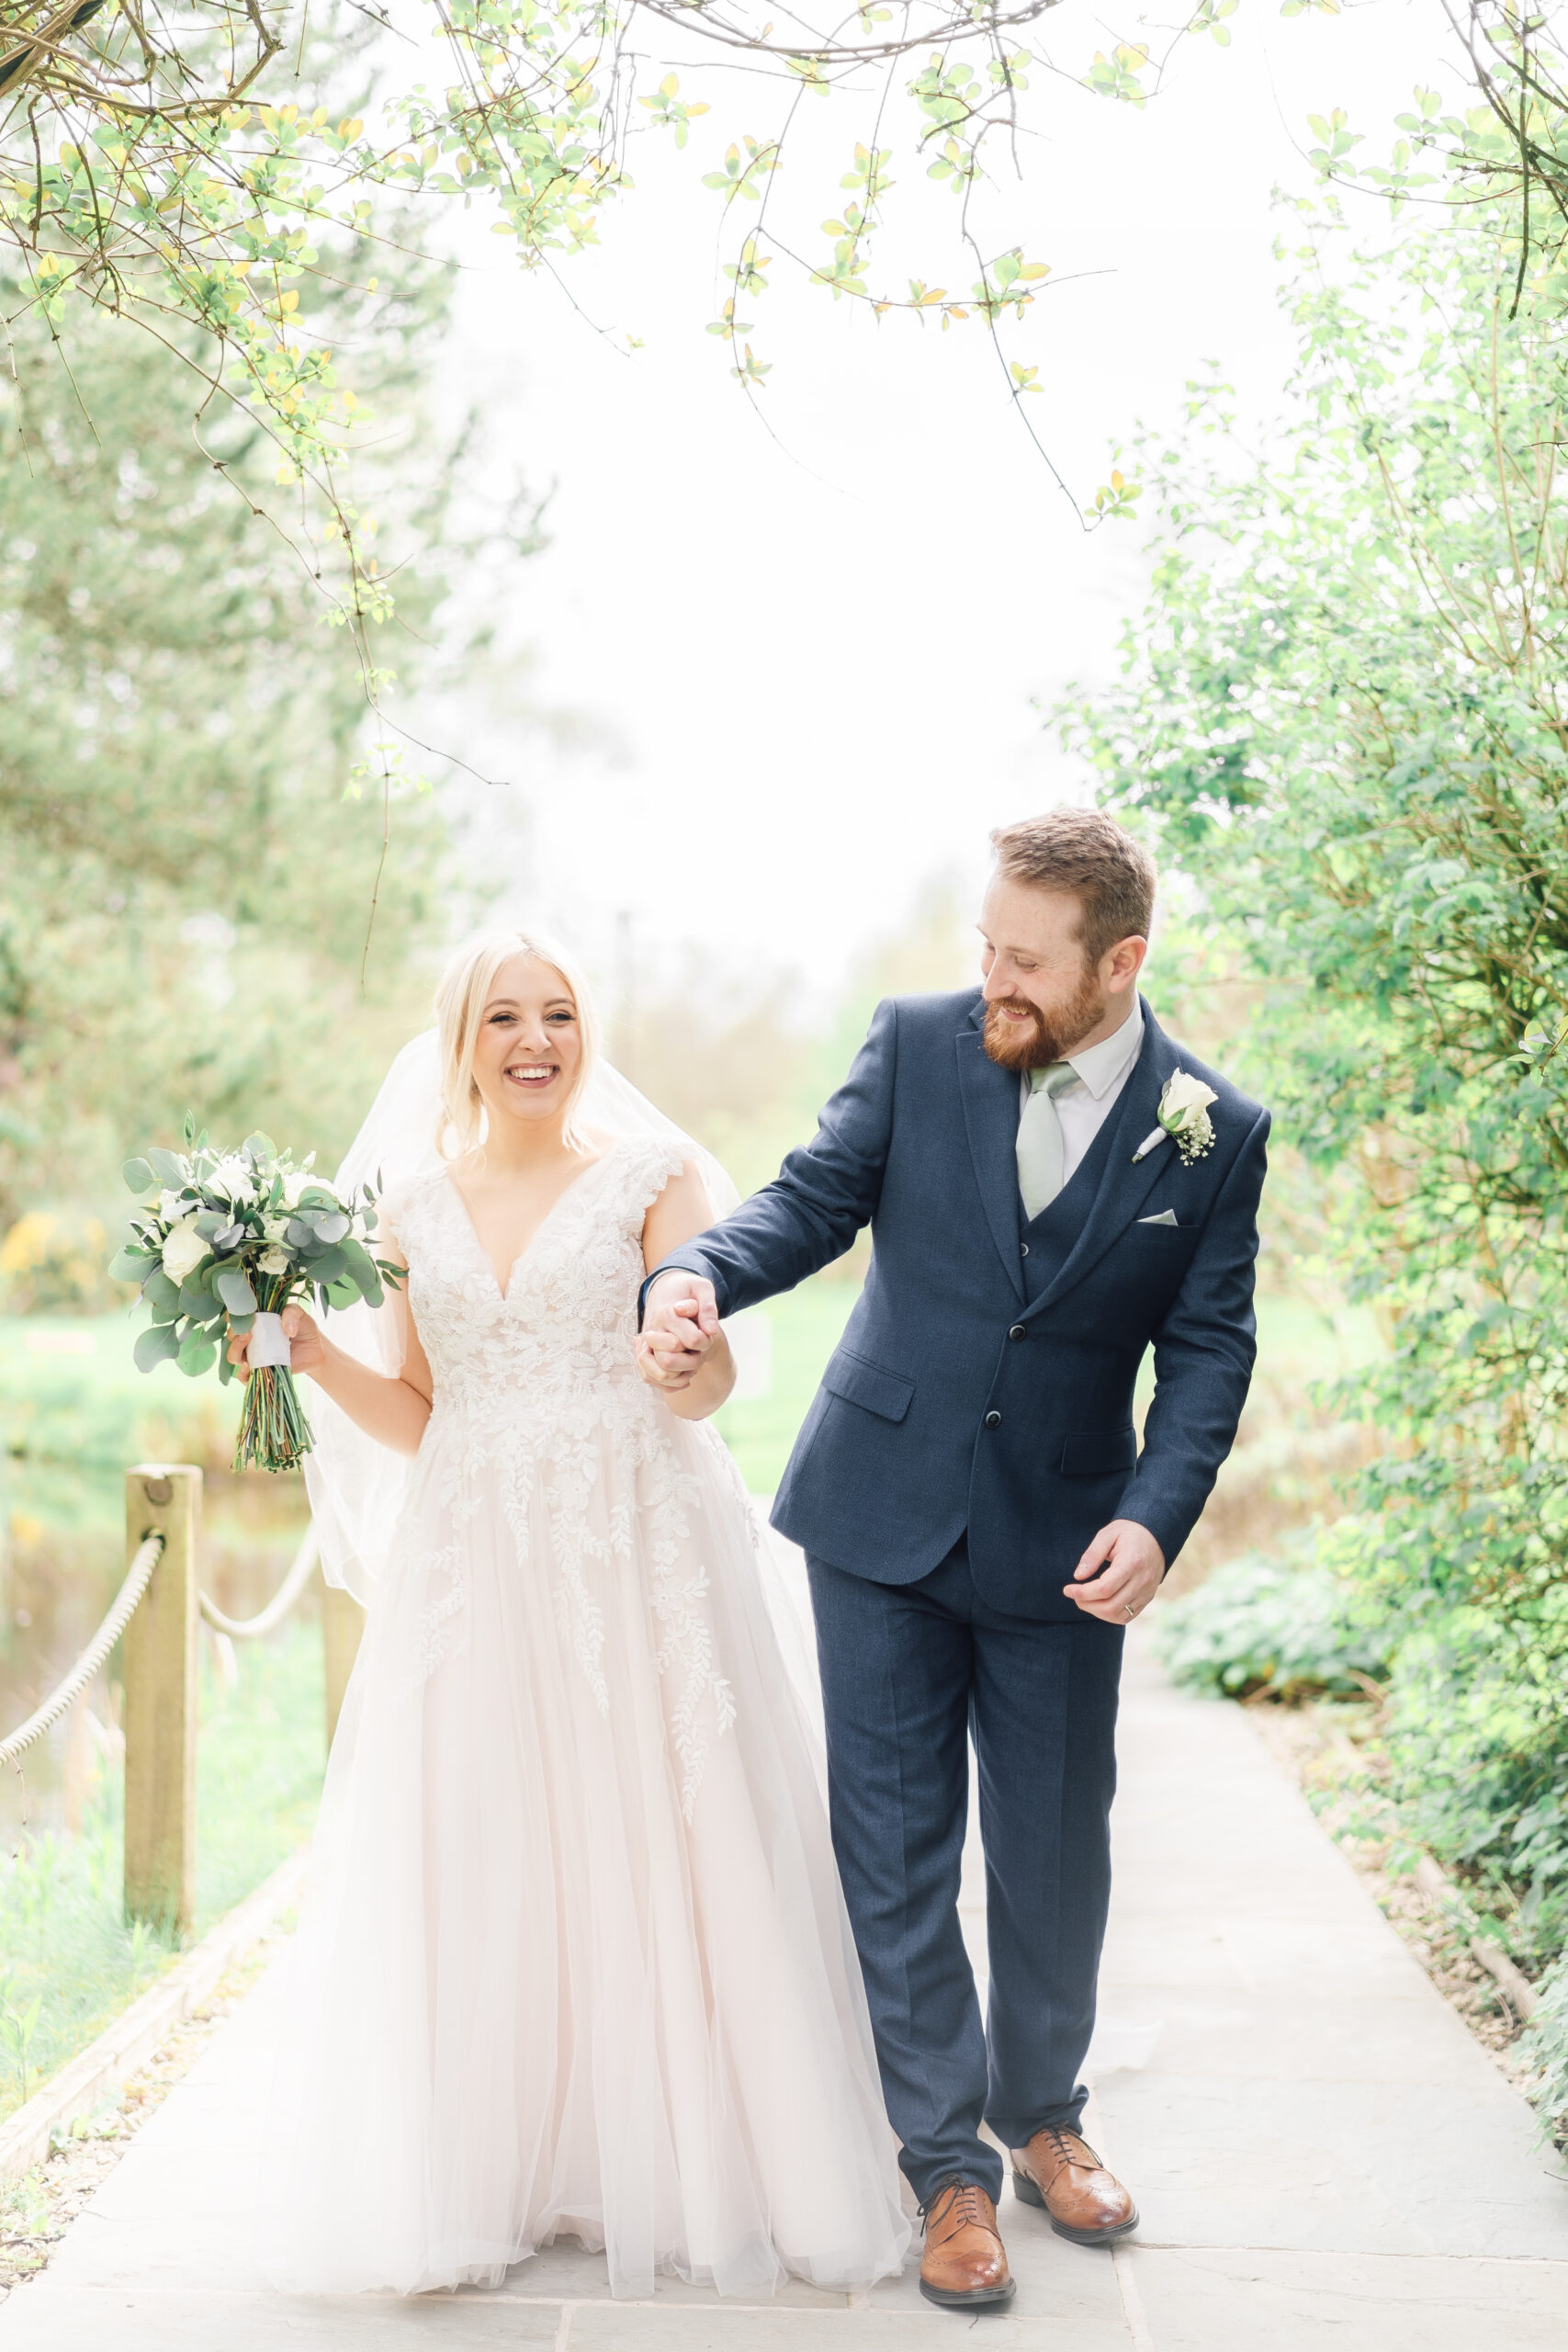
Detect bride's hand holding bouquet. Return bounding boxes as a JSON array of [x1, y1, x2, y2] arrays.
[[226, 1299, 327, 1378]]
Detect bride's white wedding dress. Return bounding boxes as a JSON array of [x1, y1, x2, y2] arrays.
[[265, 1135, 909, 2301]]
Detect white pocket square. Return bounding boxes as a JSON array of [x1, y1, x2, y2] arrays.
[[1138, 1210, 1179, 1227]]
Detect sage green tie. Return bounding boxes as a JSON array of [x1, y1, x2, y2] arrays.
[[1016, 1062, 1077, 1223]]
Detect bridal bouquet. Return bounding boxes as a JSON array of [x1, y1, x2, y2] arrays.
[[110, 1116, 402, 1473]]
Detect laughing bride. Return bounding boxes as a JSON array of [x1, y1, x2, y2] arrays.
[[231, 929, 908, 2303]]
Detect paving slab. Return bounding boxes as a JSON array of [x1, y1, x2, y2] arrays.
[[1092, 1646, 1568, 2287], [1131, 2247, 1568, 2352], [4, 1615, 1566, 2349]]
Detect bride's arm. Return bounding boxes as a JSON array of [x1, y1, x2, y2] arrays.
[[638, 1163, 737, 1422], [225, 1246, 434, 1457]]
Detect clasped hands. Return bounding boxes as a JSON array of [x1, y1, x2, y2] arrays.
[[636, 1275, 1164, 1623], [636, 1272, 719, 1396]]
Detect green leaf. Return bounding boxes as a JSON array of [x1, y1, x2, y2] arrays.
[[309, 1244, 347, 1285], [176, 1331, 218, 1376], [322, 1274, 360, 1308], [121, 1157, 155, 1194], [147, 1147, 186, 1185], [143, 1268, 182, 1319], [214, 1266, 257, 1315], [109, 1244, 151, 1283], [134, 1322, 182, 1373], [177, 1273, 213, 1317]]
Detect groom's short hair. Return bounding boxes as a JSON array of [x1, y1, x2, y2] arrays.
[[990, 808, 1156, 968]]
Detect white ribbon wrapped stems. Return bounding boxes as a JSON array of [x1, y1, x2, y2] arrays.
[[248, 1311, 293, 1369]]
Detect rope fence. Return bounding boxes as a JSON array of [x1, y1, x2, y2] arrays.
[[197, 1521, 320, 1642], [0, 1531, 164, 1771], [0, 1466, 364, 1931]]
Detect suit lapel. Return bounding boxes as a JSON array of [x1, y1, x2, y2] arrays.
[[954, 1016, 1027, 1306], [1022, 1001, 1181, 1323]]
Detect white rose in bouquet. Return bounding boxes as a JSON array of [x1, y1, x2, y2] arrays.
[[206, 1154, 253, 1204], [161, 1216, 209, 1285]]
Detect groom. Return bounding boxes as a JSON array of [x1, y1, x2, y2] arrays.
[[637, 809, 1268, 2310]]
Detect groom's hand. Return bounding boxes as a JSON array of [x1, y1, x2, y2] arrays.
[[637, 1272, 719, 1393], [1066, 1520, 1165, 1624]]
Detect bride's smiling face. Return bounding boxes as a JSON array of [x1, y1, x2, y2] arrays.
[[471, 955, 583, 1132]]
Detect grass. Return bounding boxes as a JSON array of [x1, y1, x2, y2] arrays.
[[0, 1621, 325, 2126], [0, 1312, 242, 1476]]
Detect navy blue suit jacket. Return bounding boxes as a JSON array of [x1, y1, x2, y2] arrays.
[[647, 989, 1269, 1620]]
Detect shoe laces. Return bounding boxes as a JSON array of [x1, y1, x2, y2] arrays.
[[919, 2178, 1000, 2242], [1036, 2124, 1100, 2178]]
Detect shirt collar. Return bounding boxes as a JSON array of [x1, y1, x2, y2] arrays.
[[1064, 1000, 1144, 1101]]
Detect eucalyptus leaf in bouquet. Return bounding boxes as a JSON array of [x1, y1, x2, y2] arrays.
[[112, 1114, 404, 1473]]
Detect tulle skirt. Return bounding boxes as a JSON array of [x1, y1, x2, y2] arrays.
[[263, 1405, 910, 2299]]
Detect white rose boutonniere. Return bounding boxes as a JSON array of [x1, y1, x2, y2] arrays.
[[1133, 1070, 1219, 1166]]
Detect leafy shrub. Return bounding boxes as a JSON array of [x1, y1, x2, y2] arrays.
[[1371, 1603, 1568, 1965], [1519, 1951, 1568, 2149], [1156, 1550, 1393, 1702]]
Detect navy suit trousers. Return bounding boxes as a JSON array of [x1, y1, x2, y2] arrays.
[[807, 1539, 1124, 2203]]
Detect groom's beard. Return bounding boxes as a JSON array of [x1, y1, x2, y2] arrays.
[[982, 971, 1105, 1072]]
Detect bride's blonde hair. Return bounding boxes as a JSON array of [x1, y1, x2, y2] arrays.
[[434, 928, 603, 1157]]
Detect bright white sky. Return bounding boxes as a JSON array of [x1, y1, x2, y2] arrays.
[[407, 0, 1450, 1004]]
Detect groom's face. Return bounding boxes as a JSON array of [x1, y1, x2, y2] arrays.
[[978, 878, 1111, 1070]]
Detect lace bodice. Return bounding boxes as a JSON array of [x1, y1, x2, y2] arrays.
[[389, 1136, 685, 1429], [383, 1137, 741, 1812]]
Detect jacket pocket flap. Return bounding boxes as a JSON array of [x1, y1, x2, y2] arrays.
[[1060, 1427, 1138, 1477], [822, 1348, 915, 1424]]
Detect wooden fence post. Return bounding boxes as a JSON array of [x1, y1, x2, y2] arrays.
[[322, 1581, 365, 1751], [122, 1464, 200, 1936]]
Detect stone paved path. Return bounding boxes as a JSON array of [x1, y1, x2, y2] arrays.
[[5, 1616, 1566, 2350]]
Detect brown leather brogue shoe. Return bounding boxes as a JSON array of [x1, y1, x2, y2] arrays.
[[918, 2179, 1015, 2309], [1010, 2125, 1138, 2246]]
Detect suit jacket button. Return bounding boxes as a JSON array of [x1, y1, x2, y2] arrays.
[[984, 1410, 1002, 1430], [1009, 1324, 1026, 1342]]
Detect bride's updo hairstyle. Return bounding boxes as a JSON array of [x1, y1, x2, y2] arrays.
[[434, 928, 603, 1158]]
